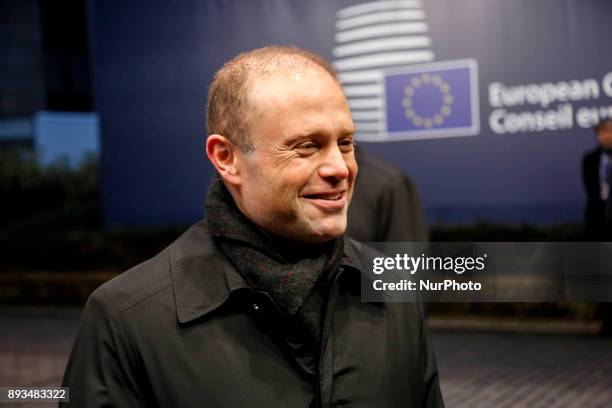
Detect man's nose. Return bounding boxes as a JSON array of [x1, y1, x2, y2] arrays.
[[318, 146, 350, 180]]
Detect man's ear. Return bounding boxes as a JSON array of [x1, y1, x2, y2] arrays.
[[206, 134, 242, 185]]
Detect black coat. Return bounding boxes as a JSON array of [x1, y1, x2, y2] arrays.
[[62, 221, 444, 407], [582, 148, 612, 239]]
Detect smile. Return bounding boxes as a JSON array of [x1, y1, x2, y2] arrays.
[[301, 191, 347, 211], [306, 193, 343, 200]]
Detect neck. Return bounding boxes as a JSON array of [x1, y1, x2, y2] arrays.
[[266, 231, 337, 262]]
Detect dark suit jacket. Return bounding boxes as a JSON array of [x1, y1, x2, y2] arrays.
[[582, 148, 612, 239]]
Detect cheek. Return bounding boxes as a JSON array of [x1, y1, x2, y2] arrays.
[[283, 164, 316, 190], [347, 157, 358, 183], [258, 172, 303, 212], [243, 171, 275, 209]]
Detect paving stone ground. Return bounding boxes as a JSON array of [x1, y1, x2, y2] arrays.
[[0, 308, 80, 408], [430, 329, 612, 407], [1, 307, 611, 407]]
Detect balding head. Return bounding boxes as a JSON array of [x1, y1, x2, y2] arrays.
[[206, 46, 340, 152]]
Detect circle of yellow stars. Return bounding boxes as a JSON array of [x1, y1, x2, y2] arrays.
[[402, 73, 453, 129]]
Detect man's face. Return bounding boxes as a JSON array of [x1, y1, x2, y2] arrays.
[[597, 122, 612, 149], [234, 68, 357, 244]]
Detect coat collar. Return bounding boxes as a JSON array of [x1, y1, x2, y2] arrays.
[[170, 220, 248, 324], [169, 220, 363, 324]]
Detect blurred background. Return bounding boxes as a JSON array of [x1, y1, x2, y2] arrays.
[[1, 0, 611, 406]]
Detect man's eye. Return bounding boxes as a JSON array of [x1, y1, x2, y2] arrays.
[[339, 140, 356, 150], [296, 143, 317, 150]]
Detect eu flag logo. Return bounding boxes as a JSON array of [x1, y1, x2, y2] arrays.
[[384, 59, 479, 140]]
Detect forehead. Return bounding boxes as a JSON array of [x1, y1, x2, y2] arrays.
[[246, 68, 353, 137], [249, 68, 350, 120], [249, 68, 343, 106]]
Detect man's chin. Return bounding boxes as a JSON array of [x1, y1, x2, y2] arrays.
[[264, 222, 345, 244], [264, 211, 347, 243], [306, 220, 347, 243]]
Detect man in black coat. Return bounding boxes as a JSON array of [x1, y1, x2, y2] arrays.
[[62, 46, 444, 407], [583, 119, 612, 240], [582, 118, 612, 336]]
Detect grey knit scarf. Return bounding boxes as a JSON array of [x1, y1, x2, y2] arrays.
[[205, 176, 343, 347]]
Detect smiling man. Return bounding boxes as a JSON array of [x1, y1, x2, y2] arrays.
[[62, 46, 443, 407], [206, 48, 357, 243]]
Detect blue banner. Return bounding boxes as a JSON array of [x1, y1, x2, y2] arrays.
[[94, 0, 612, 225]]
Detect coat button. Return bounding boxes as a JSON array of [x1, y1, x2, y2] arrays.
[[250, 303, 264, 322]]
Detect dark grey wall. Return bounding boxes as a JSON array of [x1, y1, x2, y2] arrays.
[[0, 0, 46, 117]]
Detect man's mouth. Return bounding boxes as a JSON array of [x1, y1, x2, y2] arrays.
[[304, 192, 344, 200], [301, 190, 347, 211]]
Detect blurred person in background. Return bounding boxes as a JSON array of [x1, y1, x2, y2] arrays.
[[347, 147, 428, 243], [582, 118, 612, 336], [61, 46, 443, 407], [583, 118, 612, 240]]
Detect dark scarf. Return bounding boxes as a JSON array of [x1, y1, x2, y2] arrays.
[[205, 176, 344, 347]]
